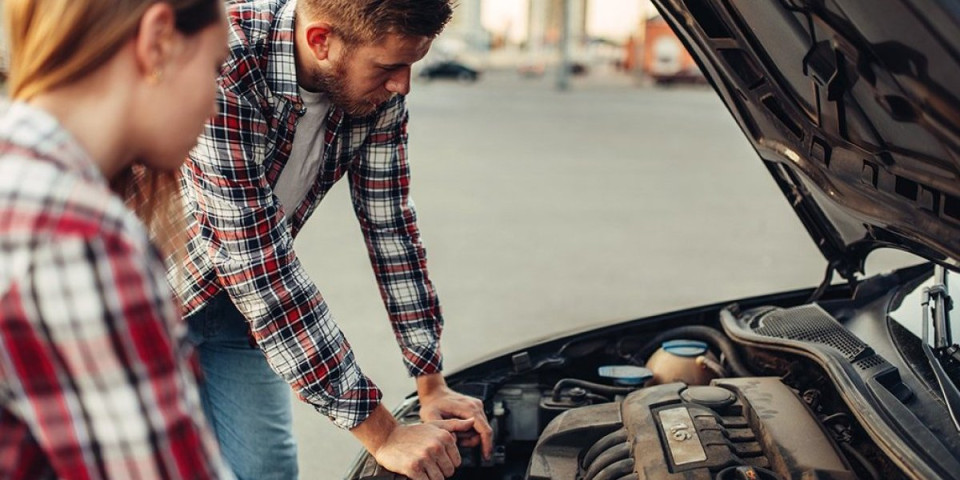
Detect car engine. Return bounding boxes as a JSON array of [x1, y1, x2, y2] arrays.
[[354, 304, 899, 480], [524, 378, 853, 480]]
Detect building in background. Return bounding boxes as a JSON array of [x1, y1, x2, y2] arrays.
[[478, 0, 653, 47], [433, 0, 665, 78]]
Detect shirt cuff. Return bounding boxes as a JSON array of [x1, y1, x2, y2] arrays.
[[316, 374, 384, 430], [401, 343, 443, 377]]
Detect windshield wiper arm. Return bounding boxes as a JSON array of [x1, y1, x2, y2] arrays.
[[921, 266, 960, 431]]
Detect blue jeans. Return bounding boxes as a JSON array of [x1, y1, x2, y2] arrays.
[[187, 293, 299, 480]]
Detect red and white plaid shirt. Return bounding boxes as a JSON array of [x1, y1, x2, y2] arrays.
[[0, 101, 230, 479], [174, 0, 444, 429]]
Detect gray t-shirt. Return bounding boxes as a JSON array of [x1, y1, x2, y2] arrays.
[[275, 87, 331, 219]]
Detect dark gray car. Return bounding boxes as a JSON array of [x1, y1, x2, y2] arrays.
[[349, 0, 960, 478]]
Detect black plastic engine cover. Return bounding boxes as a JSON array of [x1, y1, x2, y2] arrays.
[[527, 378, 856, 480]]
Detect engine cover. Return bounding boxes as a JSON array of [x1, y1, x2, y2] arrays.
[[526, 377, 856, 480]]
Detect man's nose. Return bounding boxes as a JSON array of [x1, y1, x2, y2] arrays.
[[385, 67, 411, 96]]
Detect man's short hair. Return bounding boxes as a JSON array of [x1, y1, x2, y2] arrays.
[[298, 0, 455, 45]]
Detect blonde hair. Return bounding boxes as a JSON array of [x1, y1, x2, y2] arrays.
[[110, 166, 185, 260], [3, 0, 219, 259]]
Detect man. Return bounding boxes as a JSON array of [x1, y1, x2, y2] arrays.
[[173, 1, 493, 479]]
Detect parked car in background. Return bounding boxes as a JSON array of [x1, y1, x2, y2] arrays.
[[643, 14, 705, 84], [418, 60, 480, 83], [350, 0, 960, 478]]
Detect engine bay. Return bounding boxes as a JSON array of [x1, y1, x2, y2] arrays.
[[351, 265, 957, 480]]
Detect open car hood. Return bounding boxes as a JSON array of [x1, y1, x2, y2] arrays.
[[651, 0, 960, 280]]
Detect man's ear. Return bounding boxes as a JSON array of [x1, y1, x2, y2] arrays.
[[304, 22, 334, 61], [134, 2, 178, 81]]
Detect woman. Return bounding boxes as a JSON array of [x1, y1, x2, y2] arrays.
[[0, 0, 231, 478]]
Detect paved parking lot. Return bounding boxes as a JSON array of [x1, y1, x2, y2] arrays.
[[288, 70, 916, 478]]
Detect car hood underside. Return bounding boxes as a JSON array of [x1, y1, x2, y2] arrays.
[[652, 0, 960, 280]]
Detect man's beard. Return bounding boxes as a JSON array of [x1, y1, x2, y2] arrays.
[[310, 54, 391, 117]]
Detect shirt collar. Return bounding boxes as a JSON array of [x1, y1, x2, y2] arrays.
[[0, 100, 106, 186], [265, 0, 302, 104]]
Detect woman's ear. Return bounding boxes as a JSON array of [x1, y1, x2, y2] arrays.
[[134, 2, 178, 82], [304, 22, 334, 61]]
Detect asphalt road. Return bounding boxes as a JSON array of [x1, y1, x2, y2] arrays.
[[287, 70, 916, 478]]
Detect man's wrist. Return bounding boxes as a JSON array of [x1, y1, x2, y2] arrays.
[[416, 372, 448, 400], [349, 404, 398, 456]]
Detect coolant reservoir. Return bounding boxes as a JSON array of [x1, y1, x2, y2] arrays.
[[645, 339, 718, 386]]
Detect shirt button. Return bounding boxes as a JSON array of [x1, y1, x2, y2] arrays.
[[282, 143, 291, 153]]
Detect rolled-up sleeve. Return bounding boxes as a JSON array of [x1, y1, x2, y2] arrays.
[[348, 96, 445, 378]]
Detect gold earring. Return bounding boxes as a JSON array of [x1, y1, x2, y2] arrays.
[[148, 69, 163, 84]]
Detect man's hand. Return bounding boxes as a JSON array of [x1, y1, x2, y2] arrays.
[[352, 405, 473, 480], [374, 420, 475, 480], [417, 373, 494, 460]]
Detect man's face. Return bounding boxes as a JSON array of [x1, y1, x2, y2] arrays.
[[309, 33, 432, 116]]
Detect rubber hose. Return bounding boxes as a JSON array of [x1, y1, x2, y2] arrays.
[[696, 355, 727, 377], [590, 458, 635, 480], [583, 443, 631, 480], [582, 429, 628, 469], [628, 325, 753, 377], [551, 379, 636, 401]]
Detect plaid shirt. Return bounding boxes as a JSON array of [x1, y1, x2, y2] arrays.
[[0, 101, 230, 479], [175, 0, 444, 429]]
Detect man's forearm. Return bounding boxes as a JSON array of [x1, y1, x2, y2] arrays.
[[350, 404, 399, 455]]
